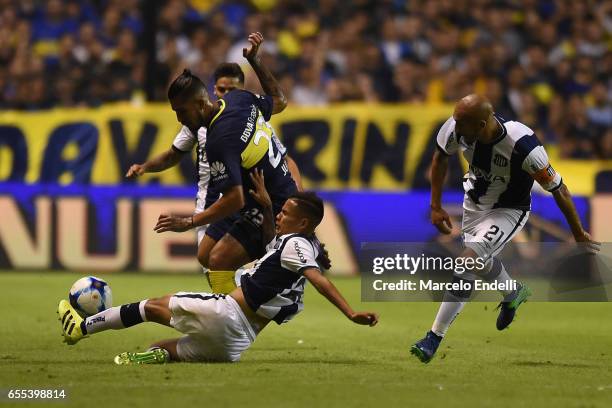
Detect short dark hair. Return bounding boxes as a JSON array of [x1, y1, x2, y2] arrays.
[[213, 62, 245, 84], [289, 192, 324, 228], [167, 69, 207, 100]]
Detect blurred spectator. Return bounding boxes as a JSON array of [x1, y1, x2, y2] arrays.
[[0, 0, 609, 160]]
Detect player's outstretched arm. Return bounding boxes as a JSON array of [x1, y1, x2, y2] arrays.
[[154, 185, 245, 233], [552, 183, 600, 252], [304, 268, 379, 326], [430, 150, 453, 234], [243, 31, 288, 114], [248, 169, 275, 243], [125, 147, 184, 178]]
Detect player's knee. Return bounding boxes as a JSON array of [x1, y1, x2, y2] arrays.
[[208, 248, 231, 269], [198, 251, 210, 268]]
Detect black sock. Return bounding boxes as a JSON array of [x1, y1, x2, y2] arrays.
[[120, 302, 144, 327]]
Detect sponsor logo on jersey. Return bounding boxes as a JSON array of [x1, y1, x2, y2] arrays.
[[470, 165, 506, 183], [493, 154, 508, 167], [241, 105, 258, 143], [210, 161, 227, 180], [294, 241, 307, 263]]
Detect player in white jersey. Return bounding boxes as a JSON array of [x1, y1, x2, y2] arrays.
[[57, 170, 378, 364], [126, 126, 211, 242], [411, 94, 599, 364]]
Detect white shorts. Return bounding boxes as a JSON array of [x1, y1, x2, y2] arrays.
[[196, 224, 207, 246], [194, 203, 209, 274], [169, 292, 256, 362], [462, 207, 529, 261]]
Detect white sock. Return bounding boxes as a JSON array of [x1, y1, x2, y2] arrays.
[[483, 259, 514, 297], [234, 267, 247, 287], [139, 300, 148, 322], [83, 300, 148, 335], [431, 291, 467, 337]]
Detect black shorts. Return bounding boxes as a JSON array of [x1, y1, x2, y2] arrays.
[[205, 208, 267, 260], [205, 214, 240, 242]]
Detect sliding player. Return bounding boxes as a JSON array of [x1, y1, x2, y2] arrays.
[[58, 171, 378, 363]]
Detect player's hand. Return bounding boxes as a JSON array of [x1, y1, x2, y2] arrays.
[[574, 230, 601, 254], [350, 312, 379, 327], [431, 206, 453, 234], [248, 169, 272, 209], [153, 213, 192, 233], [126, 164, 145, 178], [243, 31, 263, 61]]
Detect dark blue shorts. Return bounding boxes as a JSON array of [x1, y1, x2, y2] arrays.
[[205, 209, 267, 260], [205, 214, 240, 242]]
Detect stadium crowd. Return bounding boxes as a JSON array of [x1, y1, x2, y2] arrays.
[[0, 0, 610, 158]]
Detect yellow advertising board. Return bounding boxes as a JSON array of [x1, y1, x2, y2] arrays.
[[0, 103, 609, 194]]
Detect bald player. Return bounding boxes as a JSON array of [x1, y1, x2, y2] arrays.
[[411, 94, 599, 363]]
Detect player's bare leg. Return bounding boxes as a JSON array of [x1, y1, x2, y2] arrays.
[[197, 235, 217, 269], [207, 234, 252, 294], [197, 234, 234, 291], [149, 339, 180, 360], [144, 295, 173, 326]]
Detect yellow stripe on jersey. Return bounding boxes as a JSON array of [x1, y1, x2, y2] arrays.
[[209, 99, 226, 127], [240, 114, 273, 169]]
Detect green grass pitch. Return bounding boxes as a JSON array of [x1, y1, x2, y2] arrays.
[[1, 272, 611, 407]]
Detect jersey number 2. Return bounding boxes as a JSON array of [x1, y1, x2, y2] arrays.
[[484, 225, 505, 244], [254, 117, 282, 168]]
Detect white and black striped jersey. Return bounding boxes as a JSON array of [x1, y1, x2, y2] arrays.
[[436, 115, 563, 211], [172, 126, 210, 211], [240, 233, 320, 324]]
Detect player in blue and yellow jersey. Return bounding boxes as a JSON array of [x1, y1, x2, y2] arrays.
[[153, 33, 303, 293], [195, 60, 307, 291]]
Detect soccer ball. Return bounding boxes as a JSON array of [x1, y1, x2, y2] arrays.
[[69, 276, 113, 317]]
